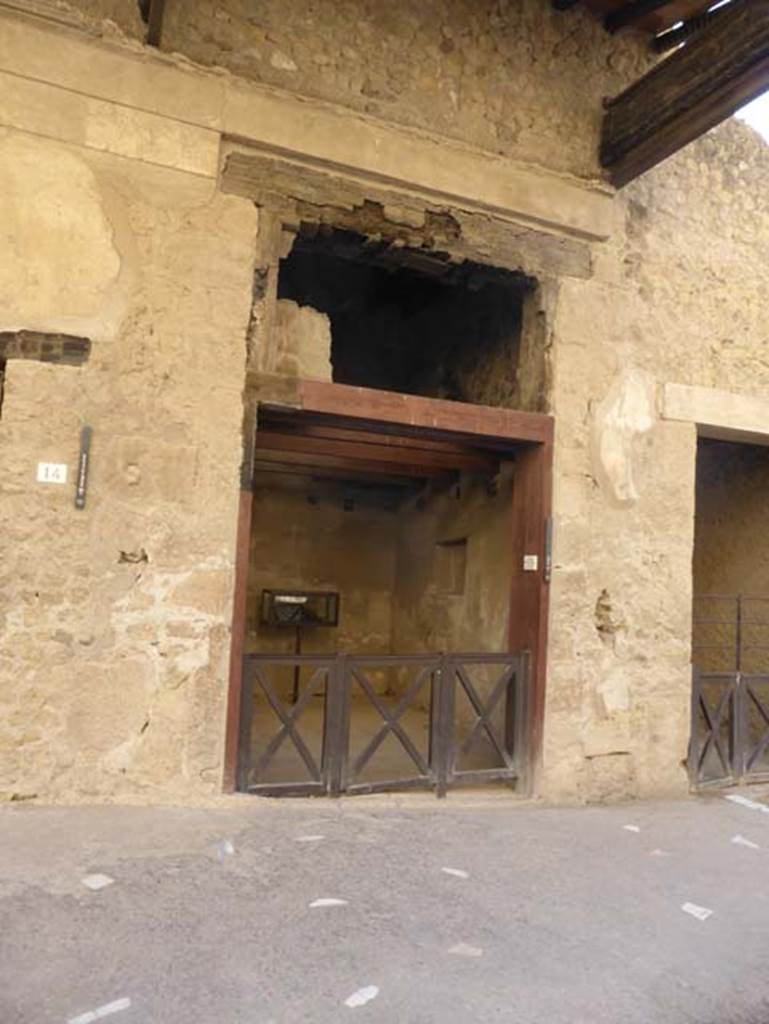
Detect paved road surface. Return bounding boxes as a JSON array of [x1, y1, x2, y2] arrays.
[[3, 790, 769, 1023]]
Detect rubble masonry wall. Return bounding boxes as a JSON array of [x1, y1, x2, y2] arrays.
[[0, 128, 257, 801]]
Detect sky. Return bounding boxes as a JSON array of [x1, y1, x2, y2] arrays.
[[736, 92, 769, 142]]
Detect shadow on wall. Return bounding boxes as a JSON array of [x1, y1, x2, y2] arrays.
[[277, 226, 532, 405]]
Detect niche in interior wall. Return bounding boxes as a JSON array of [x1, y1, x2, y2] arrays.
[[435, 538, 468, 596]]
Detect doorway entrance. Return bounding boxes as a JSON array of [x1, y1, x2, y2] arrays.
[[224, 382, 552, 797], [690, 438, 769, 788]]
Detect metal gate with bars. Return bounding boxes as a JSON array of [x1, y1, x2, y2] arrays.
[[691, 594, 769, 788], [237, 652, 529, 797]]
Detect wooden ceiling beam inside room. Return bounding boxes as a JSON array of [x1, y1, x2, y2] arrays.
[[601, 0, 769, 186], [254, 429, 501, 476], [253, 447, 457, 481]]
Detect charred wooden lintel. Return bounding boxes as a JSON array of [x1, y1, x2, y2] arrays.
[[0, 330, 91, 365]]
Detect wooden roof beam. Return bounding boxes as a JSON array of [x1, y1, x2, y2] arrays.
[[653, 7, 725, 54], [601, 0, 769, 187], [605, 0, 674, 34]]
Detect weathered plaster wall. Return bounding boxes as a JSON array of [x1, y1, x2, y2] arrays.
[[542, 120, 769, 802], [160, 0, 651, 181], [0, 132, 127, 339], [272, 300, 332, 382], [391, 474, 513, 659], [243, 474, 512, 714], [0, 127, 257, 801], [246, 473, 512, 660], [245, 482, 397, 660]]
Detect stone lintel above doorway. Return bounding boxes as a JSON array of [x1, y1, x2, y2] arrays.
[[663, 383, 769, 447]]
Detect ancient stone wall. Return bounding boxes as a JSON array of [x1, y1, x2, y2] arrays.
[[2, 5, 769, 806], [391, 473, 514, 660], [245, 481, 398, 662], [542, 120, 769, 801], [272, 300, 333, 382], [0, 128, 257, 801], [66, 0, 145, 39], [160, 0, 652, 181]]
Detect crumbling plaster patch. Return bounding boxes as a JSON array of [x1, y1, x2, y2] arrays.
[[273, 299, 332, 381], [0, 131, 127, 340], [591, 368, 656, 507]]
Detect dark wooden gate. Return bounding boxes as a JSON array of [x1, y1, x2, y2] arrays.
[[691, 594, 769, 788], [690, 671, 769, 788], [237, 652, 529, 797]]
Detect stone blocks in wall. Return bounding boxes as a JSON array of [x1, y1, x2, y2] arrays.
[[273, 300, 332, 381], [160, 0, 653, 181]]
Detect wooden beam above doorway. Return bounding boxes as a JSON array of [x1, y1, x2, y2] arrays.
[[601, 0, 769, 187], [250, 374, 554, 447]]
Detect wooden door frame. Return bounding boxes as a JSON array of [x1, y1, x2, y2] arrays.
[[222, 377, 554, 796]]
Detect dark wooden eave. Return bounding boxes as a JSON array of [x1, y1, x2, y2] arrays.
[[600, 0, 769, 186], [604, 0, 685, 34], [571, 0, 720, 37]]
